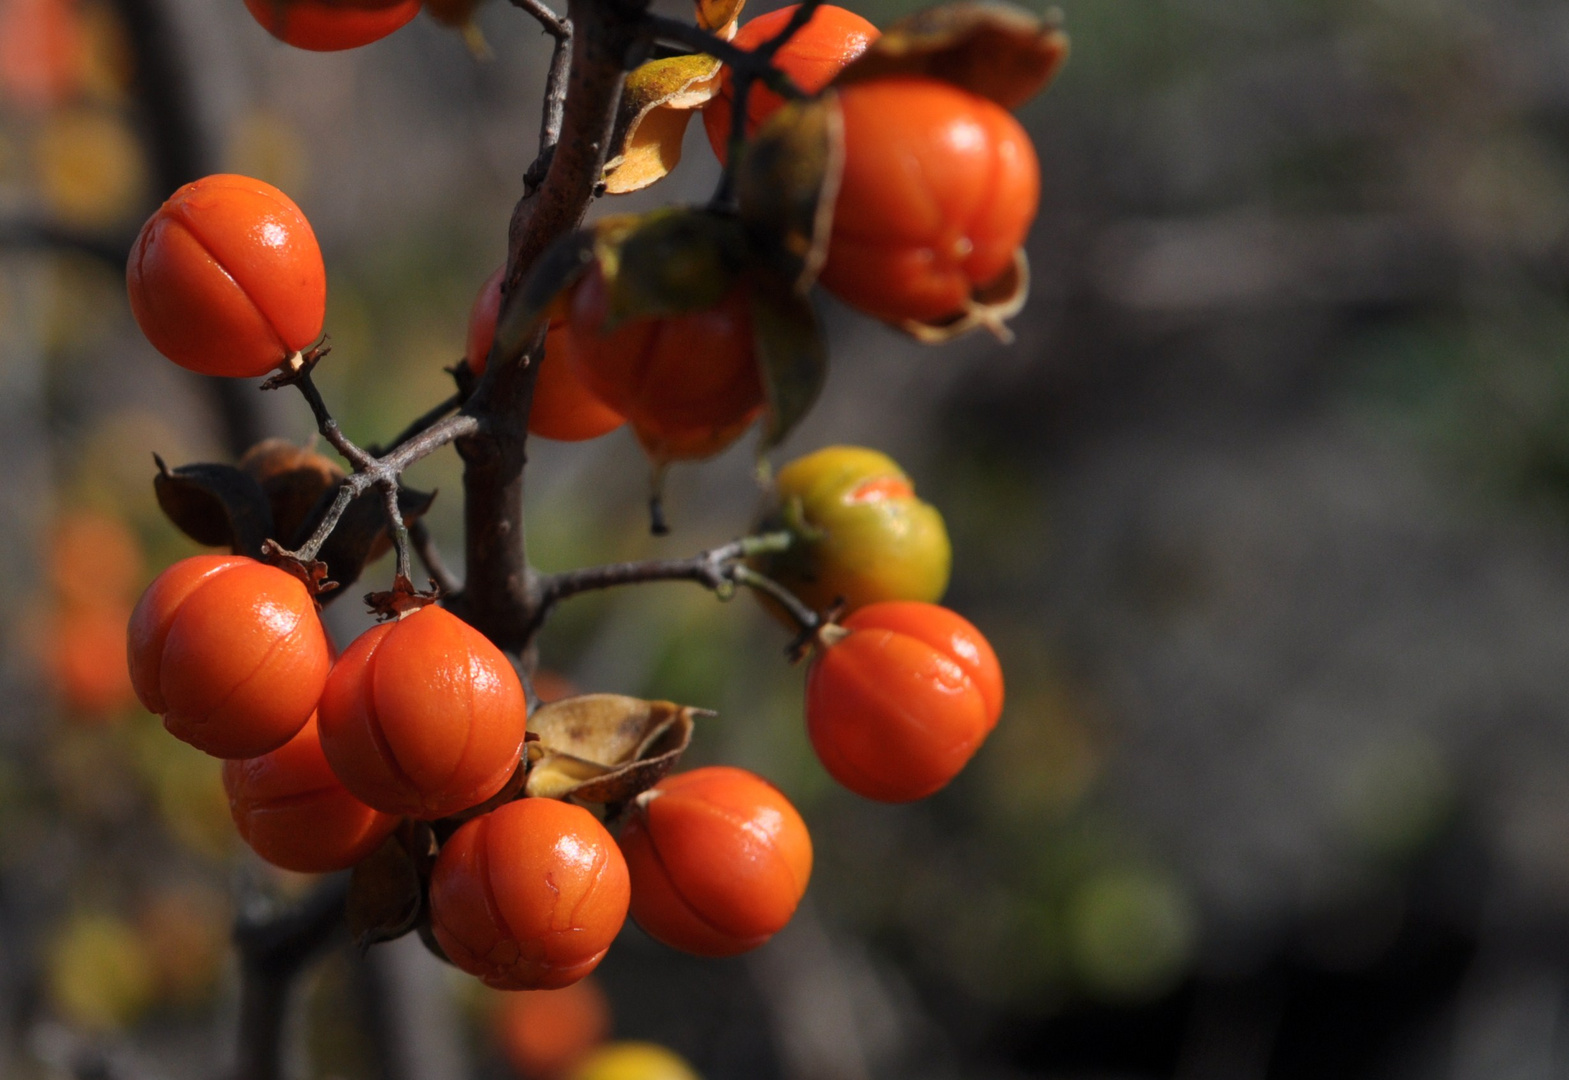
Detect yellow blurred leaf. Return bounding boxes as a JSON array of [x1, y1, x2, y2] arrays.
[[35, 106, 145, 228]]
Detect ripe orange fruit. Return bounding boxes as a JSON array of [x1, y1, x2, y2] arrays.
[[805, 601, 1003, 801], [223, 714, 401, 873], [128, 555, 331, 759], [492, 977, 612, 1079], [561, 267, 763, 461], [702, 3, 878, 162], [430, 797, 630, 989], [317, 605, 527, 819], [620, 766, 811, 957], [244, 0, 421, 51], [127, 174, 326, 378], [465, 266, 625, 442], [818, 77, 1039, 325]]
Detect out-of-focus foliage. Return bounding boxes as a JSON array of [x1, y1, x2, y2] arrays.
[[7, 0, 1569, 1076]]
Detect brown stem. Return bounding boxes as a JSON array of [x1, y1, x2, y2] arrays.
[[453, 0, 646, 653], [231, 876, 350, 1080], [524, 531, 799, 639]]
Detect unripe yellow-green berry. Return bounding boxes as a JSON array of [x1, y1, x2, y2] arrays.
[[753, 445, 950, 621]]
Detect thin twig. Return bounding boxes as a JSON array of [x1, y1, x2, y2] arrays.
[[266, 366, 480, 562], [379, 481, 414, 583], [410, 520, 462, 595], [508, 0, 569, 38], [524, 531, 799, 638], [526, 27, 575, 193]]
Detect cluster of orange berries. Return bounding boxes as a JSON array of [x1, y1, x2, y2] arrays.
[[151, 0, 1041, 465], [118, 0, 1018, 998]]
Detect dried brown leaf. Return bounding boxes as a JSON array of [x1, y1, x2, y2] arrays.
[[604, 54, 725, 195], [833, 1, 1068, 109], [524, 695, 701, 804], [152, 456, 274, 558]]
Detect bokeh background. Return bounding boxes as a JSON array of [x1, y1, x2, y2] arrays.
[[5, 0, 1569, 1076]]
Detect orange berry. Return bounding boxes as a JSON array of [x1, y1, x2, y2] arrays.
[[317, 605, 527, 819], [49, 602, 135, 716], [492, 977, 612, 1079], [0, 0, 84, 110], [430, 798, 629, 990], [562, 267, 763, 461], [126, 174, 326, 378], [223, 714, 401, 873], [805, 601, 1003, 802], [819, 77, 1039, 325], [244, 0, 421, 51], [128, 556, 331, 759], [620, 766, 811, 957], [465, 266, 625, 442], [702, 3, 878, 162]]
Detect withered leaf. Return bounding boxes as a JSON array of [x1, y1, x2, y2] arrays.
[[695, 0, 745, 33], [304, 485, 436, 600], [238, 438, 345, 547], [736, 96, 844, 289], [603, 54, 725, 195], [153, 456, 274, 558], [346, 824, 434, 950], [603, 209, 752, 328], [832, 1, 1069, 110], [524, 694, 701, 804], [749, 270, 827, 448], [900, 249, 1030, 343]]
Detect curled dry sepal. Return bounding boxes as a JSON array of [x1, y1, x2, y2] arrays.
[[346, 822, 437, 950], [602, 0, 748, 193], [525, 694, 703, 807], [149, 441, 434, 601], [344, 694, 702, 954]]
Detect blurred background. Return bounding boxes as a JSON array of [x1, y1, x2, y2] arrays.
[[5, 0, 1569, 1076]]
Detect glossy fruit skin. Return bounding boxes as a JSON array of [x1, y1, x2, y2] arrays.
[[493, 977, 611, 1079], [701, 3, 878, 162], [244, 0, 421, 51], [317, 605, 526, 819], [619, 766, 811, 957], [806, 601, 1003, 802], [430, 798, 630, 990], [562, 266, 763, 461], [223, 714, 401, 873], [127, 174, 326, 377], [758, 445, 950, 617], [128, 555, 331, 759], [819, 77, 1039, 324], [466, 266, 625, 441], [568, 1042, 701, 1080]]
